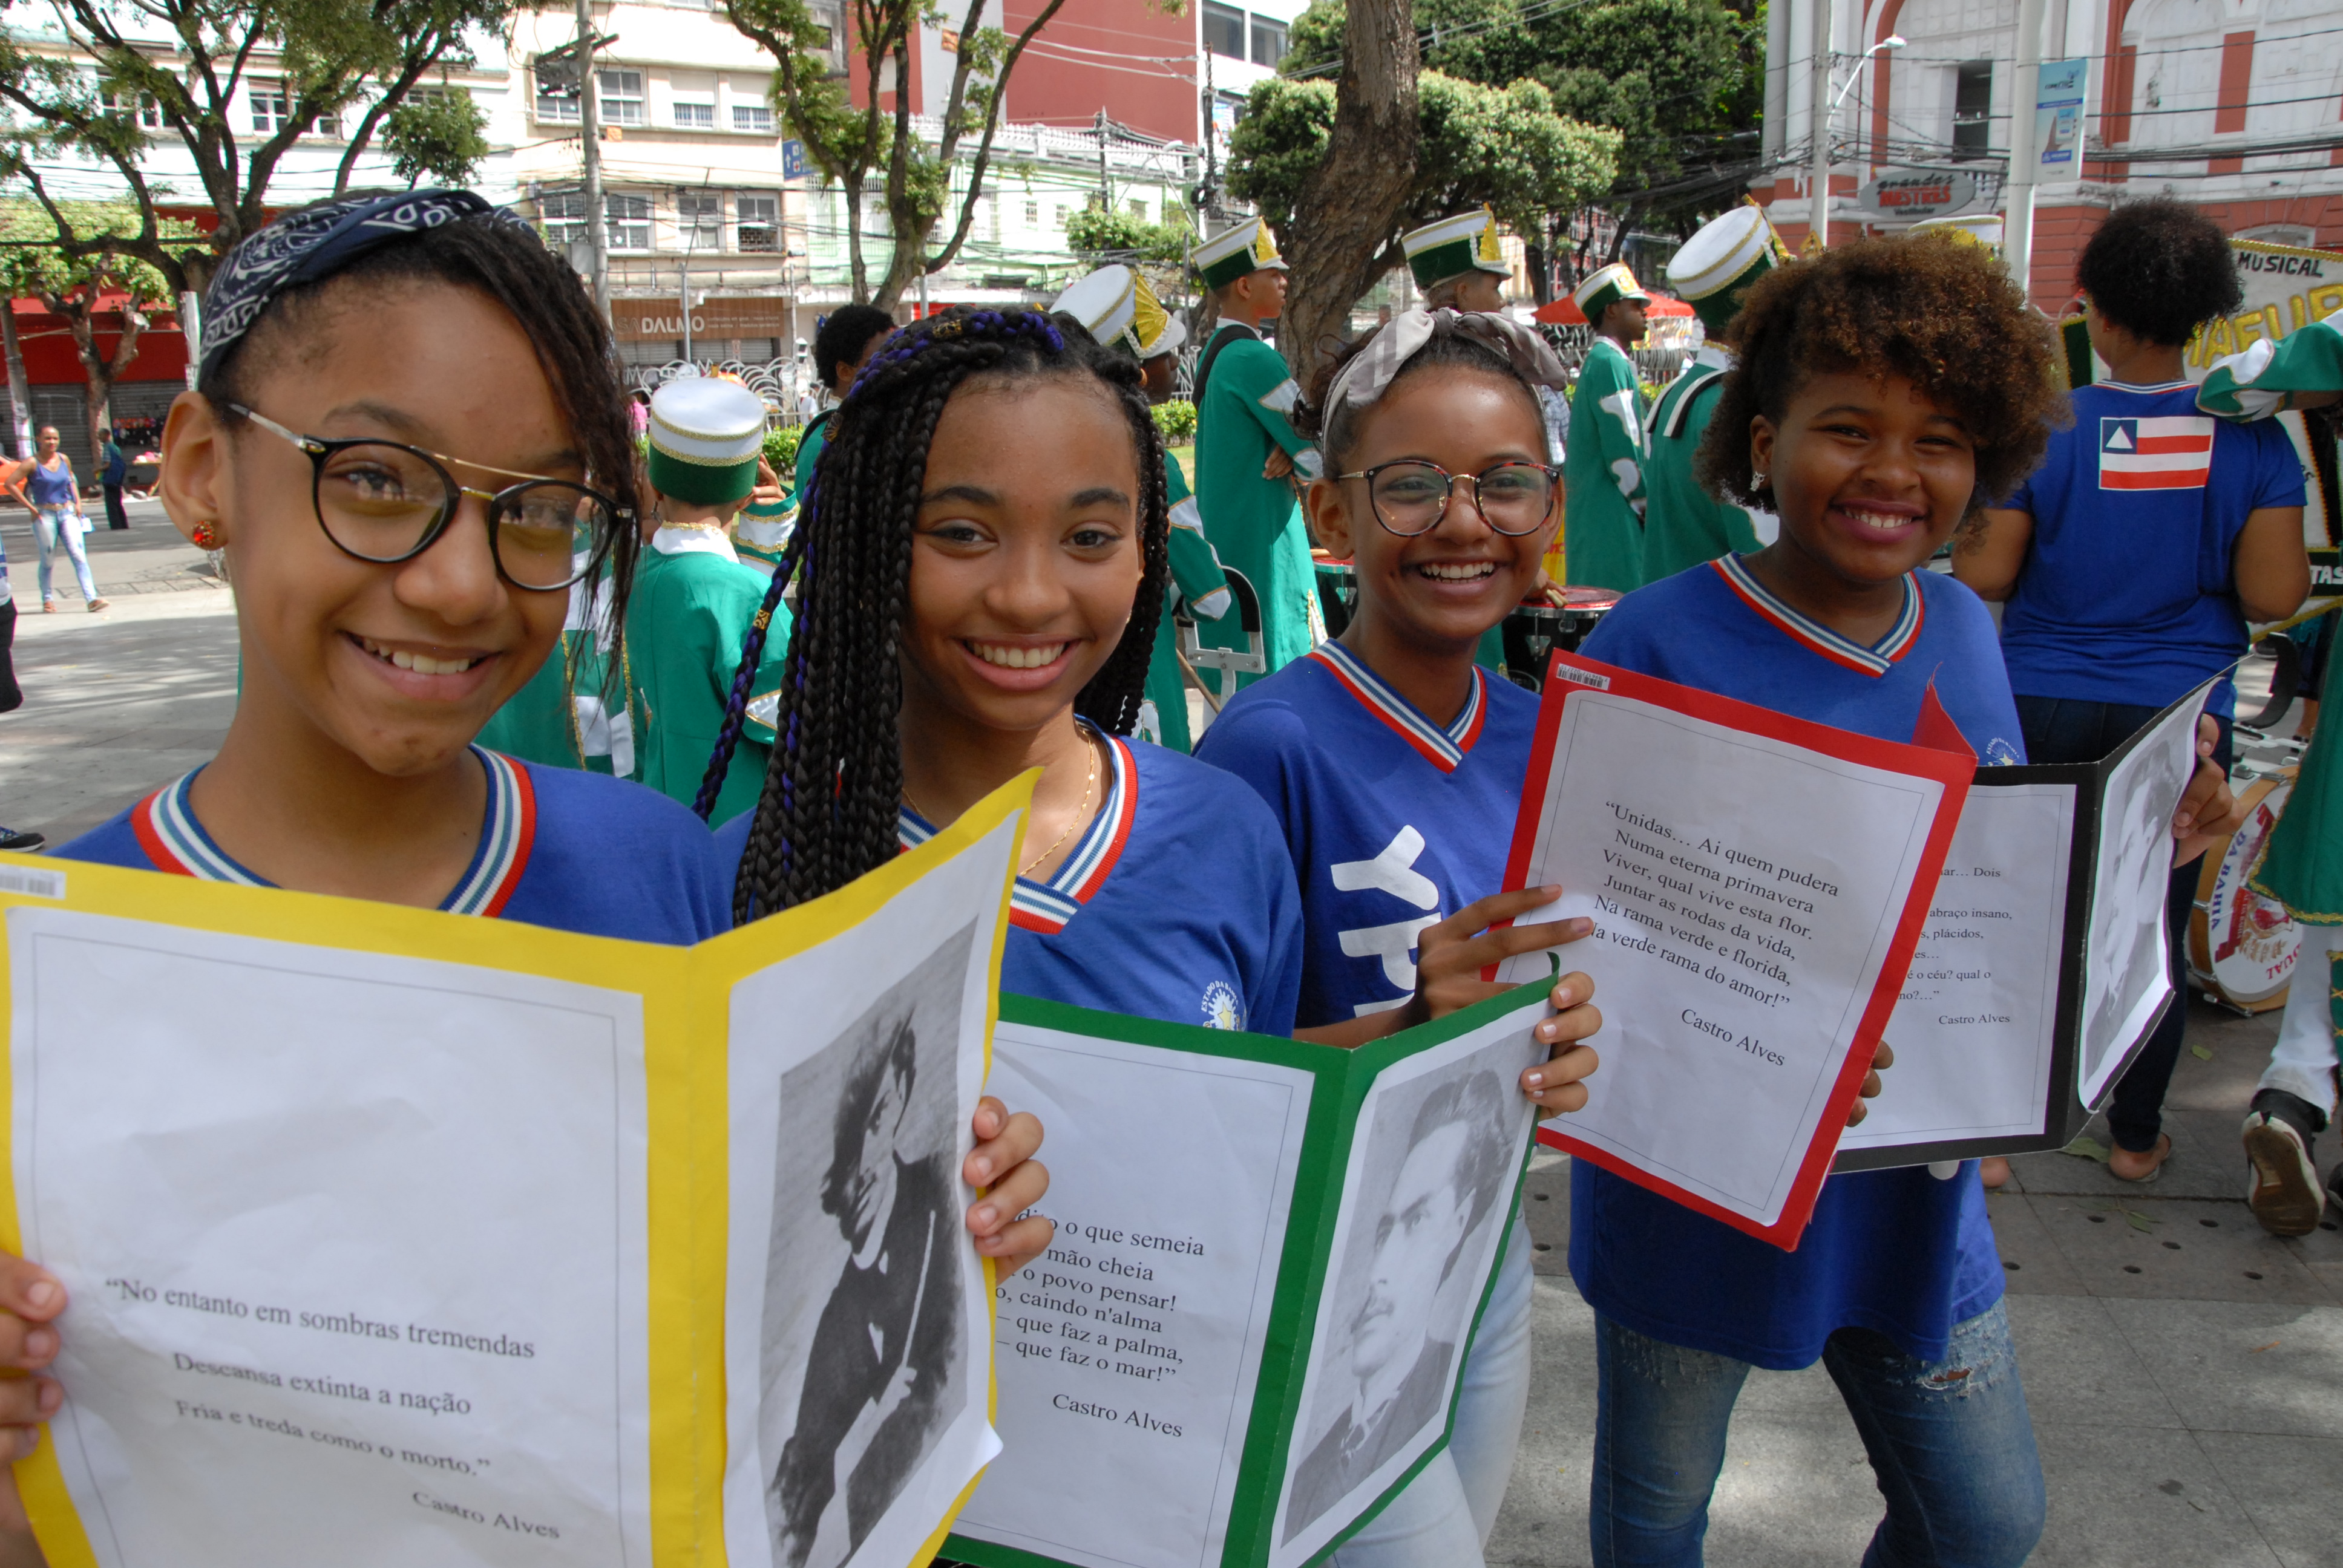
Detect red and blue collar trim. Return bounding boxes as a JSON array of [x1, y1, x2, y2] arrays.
[[897, 729, 1135, 934], [131, 746, 536, 916], [1711, 554, 1923, 678], [1308, 640, 1487, 773]]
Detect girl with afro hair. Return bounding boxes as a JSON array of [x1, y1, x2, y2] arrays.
[[1569, 230, 2240, 1566], [1954, 197, 2308, 1186]]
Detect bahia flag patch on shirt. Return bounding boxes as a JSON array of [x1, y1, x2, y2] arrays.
[[2099, 415, 2213, 491]]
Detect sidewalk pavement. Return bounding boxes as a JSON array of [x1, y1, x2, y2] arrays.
[[0, 498, 237, 844], [0, 508, 2336, 1566]]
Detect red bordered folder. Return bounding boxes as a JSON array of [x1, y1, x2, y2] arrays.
[[1498, 653, 1975, 1250]]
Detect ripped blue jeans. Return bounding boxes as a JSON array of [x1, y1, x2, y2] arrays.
[[1591, 1301, 2045, 1568]]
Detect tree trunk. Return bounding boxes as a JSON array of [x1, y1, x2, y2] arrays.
[[1277, 0, 1419, 382], [0, 304, 31, 462], [842, 175, 870, 304]]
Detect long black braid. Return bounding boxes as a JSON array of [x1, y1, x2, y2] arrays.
[[714, 306, 1170, 924]]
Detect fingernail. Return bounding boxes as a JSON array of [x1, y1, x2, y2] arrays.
[[1541, 884, 1562, 897], [26, 1281, 55, 1310], [1570, 918, 1593, 935], [36, 1382, 58, 1415], [18, 1428, 36, 1457], [969, 1157, 992, 1183], [1524, 1070, 1546, 1088], [24, 1329, 53, 1361], [971, 1204, 996, 1229]]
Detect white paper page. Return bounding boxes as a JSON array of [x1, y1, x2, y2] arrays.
[[2076, 693, 2203, 1107], [721, 814, 1015, 1568], [1270, 998, 1544, 1568], [1843, 784, 2076, 1152], [952, 1022, 1313, 1568], [1498, 690, 1943, 1228], [9, 909, 650, 1568]]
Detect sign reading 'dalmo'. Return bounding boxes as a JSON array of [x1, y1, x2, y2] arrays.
[[1857, 171, 1978, 220], [611, 295, 794, 343]]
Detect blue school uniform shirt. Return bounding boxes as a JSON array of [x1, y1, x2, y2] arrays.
[[1999, 379, 2305, 719], [56, 747, 729, 946], [1194, 640, 1542, 1027], [1568, 558, 2022, 1369], [714, 730, 1306, 1037]]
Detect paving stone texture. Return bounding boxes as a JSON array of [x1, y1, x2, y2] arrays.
[[1, 511, 2336, 1565]]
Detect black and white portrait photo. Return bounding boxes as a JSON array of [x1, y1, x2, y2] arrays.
[[757, 927, 975, 1568], [1281, 1054, 1525, 1550], [2080, 712, 2194, 1102]]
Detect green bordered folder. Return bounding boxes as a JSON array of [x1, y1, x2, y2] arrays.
[[944, 983, 1550, 1568]]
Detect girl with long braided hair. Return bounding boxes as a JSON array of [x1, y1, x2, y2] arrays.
[[709, 304, 1308, 1034]]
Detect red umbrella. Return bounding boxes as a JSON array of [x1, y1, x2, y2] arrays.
[[1533, 293, 1693, 323]]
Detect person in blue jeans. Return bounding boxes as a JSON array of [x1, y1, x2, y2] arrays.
[[1956, 197, 2309, 1183], [24, 426, 104, 612]]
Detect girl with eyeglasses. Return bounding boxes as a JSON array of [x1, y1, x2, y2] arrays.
[[6, 197, 1051, 1537], [1195, 310, 1607, 1566]]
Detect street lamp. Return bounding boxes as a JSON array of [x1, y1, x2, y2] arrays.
[[1810, 31, 1907, 250]]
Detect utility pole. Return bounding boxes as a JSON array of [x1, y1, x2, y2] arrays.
[[2003, 0, 2048, 306], [574, 0, 610, 321], [1807, 0, 1834, 250]]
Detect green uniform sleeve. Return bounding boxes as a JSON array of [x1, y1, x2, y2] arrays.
[[791, 416, 828, 500], [2201, 316, 2343, 419], [1218, 339, 1325, 479], [1581, 345, 1647, 512], [1164, 452, 1231, 619]]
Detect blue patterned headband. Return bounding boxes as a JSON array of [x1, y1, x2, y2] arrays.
[[198, 189, 531, 384]]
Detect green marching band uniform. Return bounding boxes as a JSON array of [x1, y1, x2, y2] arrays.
[[2209, 320, 2343, 996], [1053, 263, 1234, 753], [477, 556, 638, 777], [626, 379, 794, 822], [1188, 218, 1327, 687], [1640, 206, 1784, 583], [1402, 207, 1520, 678], [1561, 262, 1652, 593], [733, 489, 796, 577]]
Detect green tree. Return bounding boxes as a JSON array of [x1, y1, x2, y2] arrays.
[[723, 0, 1068, 310], [1227, 71, 1618, 299], [378, 85, 491, 188], [1066, 204, 1193, 264], [1288, 0, 1758, 227], [0, 0, 516, 298], [0, 198, 191, 457]]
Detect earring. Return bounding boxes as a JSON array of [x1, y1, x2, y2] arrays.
[[191, 520, 221, 549], [1751, 471, 1769, 492]]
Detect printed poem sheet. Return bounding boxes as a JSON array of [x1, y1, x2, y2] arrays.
[[9, 910, 651, 1568]]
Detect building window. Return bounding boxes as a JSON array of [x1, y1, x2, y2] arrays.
[[1054, 204, 1069, 229], [1202, 1, 1245, 60], [606, 192, 652, 250], [599, 70, 646, 128], [541, 188, 591, 249], [1023, 198, 1039, 226], [100, 85, 163, 129], [251, 82, 291, 134], [734, 102, 773, 133], [738, 194, 781, 252], [679, 191, 724, 250], [1951, 60, 1991, 157], [1128, 198, 1147, 221], [1249, 16, 1286, 67], [536, 57, 580, 122], [673, 99, 714, 129]]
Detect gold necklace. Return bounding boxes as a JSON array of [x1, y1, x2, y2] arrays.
[[903, 731, 1102, 878]]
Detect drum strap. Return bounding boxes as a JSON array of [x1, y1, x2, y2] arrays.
[[1657, 366, 1728, 442], [1191, 322, 1254, 410]]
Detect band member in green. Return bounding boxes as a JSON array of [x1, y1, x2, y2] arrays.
[[1561, 262, 1651, 592], [476, 553, 635, 777], [1641, 206, 1782, 582], [627, 378, 793, 820], [1401, 206, 1512, 313], [1188, 218, 1326, 690], [795, 304, 897, 502], [1054, 264, 1233, 751]]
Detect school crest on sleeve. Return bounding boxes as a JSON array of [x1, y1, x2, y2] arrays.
[[1201, 980, 1244, 1031]]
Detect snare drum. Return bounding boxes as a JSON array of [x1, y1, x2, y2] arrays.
[[2189, 774, 2301, 1012]]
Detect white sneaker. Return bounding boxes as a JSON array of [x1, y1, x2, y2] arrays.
[[2243, 1108, 2325, 1237]]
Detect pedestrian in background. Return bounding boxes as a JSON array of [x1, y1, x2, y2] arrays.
[[25, 426, 105, 613], [99, 426, 129, 529]]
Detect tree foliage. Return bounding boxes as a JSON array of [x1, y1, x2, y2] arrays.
[[724, 0, 1067, 310], [1066, 203, 1192, 264], [380, 85, 490, 189], [0, 198, 191, 454], [0, 0, 516, 296], [1228, 71, 1617, 275], [1286, 0, 1758, 206]]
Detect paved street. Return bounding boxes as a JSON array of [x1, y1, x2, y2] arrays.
[[0, 506, 2335, 1565]]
